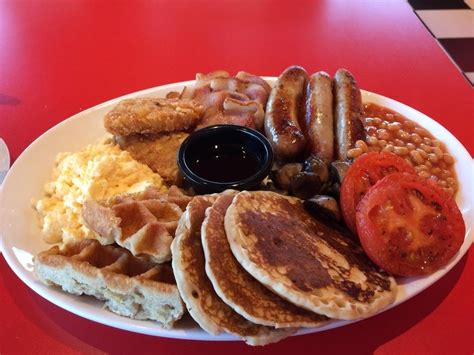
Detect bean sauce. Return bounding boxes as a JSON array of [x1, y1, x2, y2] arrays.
[[350, 103, 458, 195]]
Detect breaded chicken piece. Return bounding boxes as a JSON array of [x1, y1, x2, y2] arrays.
[[115, 132, 189, 186], [104, 98, 203, 136]]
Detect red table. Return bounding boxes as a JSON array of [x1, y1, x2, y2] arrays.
[[1, 1, 473, 354]]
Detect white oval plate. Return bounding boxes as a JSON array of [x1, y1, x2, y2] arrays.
[[0, 79, 472, 341]]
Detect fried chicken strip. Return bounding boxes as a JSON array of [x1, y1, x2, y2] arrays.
[[104, 98, 204, 136], [114, 132, 189, 186]]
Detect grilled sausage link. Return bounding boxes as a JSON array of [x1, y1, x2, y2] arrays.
[[264, 66, 308, 162], [334, 69, 365, 161], [302, 71, 334, 162]]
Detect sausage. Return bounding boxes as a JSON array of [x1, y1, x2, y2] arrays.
[[334, 69, 365, 161], [302, 71, 334, 162], [264, 66, 308, 162]]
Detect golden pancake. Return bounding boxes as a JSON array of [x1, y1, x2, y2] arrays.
[[171, 194, 295, 345], [202, 192, 328, 328], [225, 191, 397, 320]]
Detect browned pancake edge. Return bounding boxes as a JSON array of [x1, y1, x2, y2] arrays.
[[170, 194, 296, 345], [202, 193, 328, 328], [225, 191, 397, 320]]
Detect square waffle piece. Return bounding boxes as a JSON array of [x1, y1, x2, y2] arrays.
[[82, 186, 192, 263], [34, 239, 185, 328]]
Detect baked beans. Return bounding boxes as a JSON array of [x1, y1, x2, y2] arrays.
[[356, 103, 458, 195]]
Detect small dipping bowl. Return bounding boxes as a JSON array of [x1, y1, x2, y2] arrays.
[[178, 125, 274, 193]]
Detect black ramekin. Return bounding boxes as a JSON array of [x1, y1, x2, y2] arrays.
[[177, 125, 274, 193]]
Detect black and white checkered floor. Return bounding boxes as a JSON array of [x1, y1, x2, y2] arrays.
[[408, 0, 474, 86]]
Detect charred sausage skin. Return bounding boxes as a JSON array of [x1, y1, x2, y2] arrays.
[[334, 69, 365, 161], [302, 71, 334, 162], [265, 66, 308, 162]]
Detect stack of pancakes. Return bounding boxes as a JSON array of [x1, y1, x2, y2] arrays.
[[171, 190, 397, 346]]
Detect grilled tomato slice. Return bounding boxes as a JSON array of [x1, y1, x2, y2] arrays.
[[356, 172, 465, 276], [340, 151, 416, 234]]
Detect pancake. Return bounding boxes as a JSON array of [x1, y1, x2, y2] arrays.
[[225, 191, 397, 320], [202, 193, 328, 328], [171, 194, 295, 345]]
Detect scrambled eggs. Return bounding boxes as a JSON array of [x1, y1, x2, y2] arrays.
[[35, 141, 165, 244]]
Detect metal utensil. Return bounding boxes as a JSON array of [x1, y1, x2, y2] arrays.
[[0, 138, 10, 185]]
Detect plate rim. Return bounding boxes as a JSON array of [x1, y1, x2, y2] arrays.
[[0, 78, 472, 341]]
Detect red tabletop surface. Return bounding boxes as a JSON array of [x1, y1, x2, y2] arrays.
[[1, 1, 473, 354]]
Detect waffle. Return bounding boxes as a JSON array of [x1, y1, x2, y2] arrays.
[[34, 239, 185, 328], [83, 186, 192, 263], [115, 186, 192, 211]]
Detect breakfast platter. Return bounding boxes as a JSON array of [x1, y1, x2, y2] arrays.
[[0, 70, 472, 344]]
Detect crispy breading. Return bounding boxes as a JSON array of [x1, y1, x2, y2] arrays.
[[114, 132, 188, 186], [104, 98, 203, 136]]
